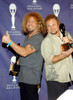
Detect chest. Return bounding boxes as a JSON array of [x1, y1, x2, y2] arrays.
[[52, 37, 63, 55]]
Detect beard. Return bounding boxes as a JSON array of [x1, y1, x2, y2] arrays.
[[28, 30, 34, 33], [27, 27, 35, 33], [50, 31, 58, 35], [27, 26, 35, 33]]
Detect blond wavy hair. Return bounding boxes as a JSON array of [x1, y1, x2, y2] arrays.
[[22, 12, 46, 36]]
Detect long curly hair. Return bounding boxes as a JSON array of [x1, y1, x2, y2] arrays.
[[22, 12, 46, 36]]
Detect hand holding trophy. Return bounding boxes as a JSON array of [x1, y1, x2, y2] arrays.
[[9, 43, 20, 77], [60, 23, 73, 51]]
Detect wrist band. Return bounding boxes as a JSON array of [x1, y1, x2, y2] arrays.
[[8, 41, 13, 46]]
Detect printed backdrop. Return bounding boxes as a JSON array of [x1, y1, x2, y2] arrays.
[[0, 0, 73, 100]]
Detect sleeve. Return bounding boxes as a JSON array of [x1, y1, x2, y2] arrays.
[[41, 38, 54, 65], [66, 32, 73, 41], [28, 36, 43, 51]]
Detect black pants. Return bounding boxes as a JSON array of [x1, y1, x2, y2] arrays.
[[47, 81, 69, 100], [19, 82, 39, 100]]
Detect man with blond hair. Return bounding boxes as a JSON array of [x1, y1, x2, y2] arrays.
[[2, 12, 46, 100]]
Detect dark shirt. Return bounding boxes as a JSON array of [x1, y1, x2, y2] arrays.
[[18, 33, 43, 84]]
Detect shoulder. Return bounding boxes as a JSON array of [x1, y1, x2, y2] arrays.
[[32, 33, 44, 42], [65, 31, 73, 39], [65, 31, 72, 37], [36, 33, 43, 39], [42, 35, 52, 44], [41, 36, 53, 50]]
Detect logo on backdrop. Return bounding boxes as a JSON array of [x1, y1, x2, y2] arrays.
[[70, 4, 73, 9], [8, 3, 21, 35], [6, 56, 19, 90], [9, 3, 17, 29], [27, 0, 42, 10], [53, 4, 60, 17], [33, 0, 37, 5]]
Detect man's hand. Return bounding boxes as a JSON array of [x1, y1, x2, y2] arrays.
[[2, 31, 11, 44], [61, 48, 73, 57], [52, 48, 73, 64], [62, 36, 72, 43]]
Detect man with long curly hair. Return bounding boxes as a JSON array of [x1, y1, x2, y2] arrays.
[[2, 12, 46, 100]]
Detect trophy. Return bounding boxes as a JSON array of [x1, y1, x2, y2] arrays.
[[32, 0, 37, 5], [53, 4, 60, 17], [60, 23, 73, 51], [9, 43, 20, 76], [9, 3, 17, 29]]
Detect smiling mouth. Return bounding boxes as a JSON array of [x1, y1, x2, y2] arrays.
[[28, 28, 34, 33], [51, 31, 57, 34]]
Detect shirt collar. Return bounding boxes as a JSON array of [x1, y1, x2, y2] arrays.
[[47, 31, 63, 39]]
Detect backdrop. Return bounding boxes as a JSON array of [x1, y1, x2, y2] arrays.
[[0, 0, 73, 100]]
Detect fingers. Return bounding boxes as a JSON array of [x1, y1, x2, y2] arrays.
[[62, 48, 73, 57], [6, 30, 9, 36], [62, 37, 66, 43], [2, 35, 5, 43], [62, 36, 71, 43], [2, 31, 11, 44], [65, 48, 73, 54]]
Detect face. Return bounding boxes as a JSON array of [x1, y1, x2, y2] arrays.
[[26, 16, 38, 33], [46, 18, 59, 36]]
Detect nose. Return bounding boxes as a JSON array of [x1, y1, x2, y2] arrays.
[[49, 26, 54, 30], [27, 21, 31, 25]]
